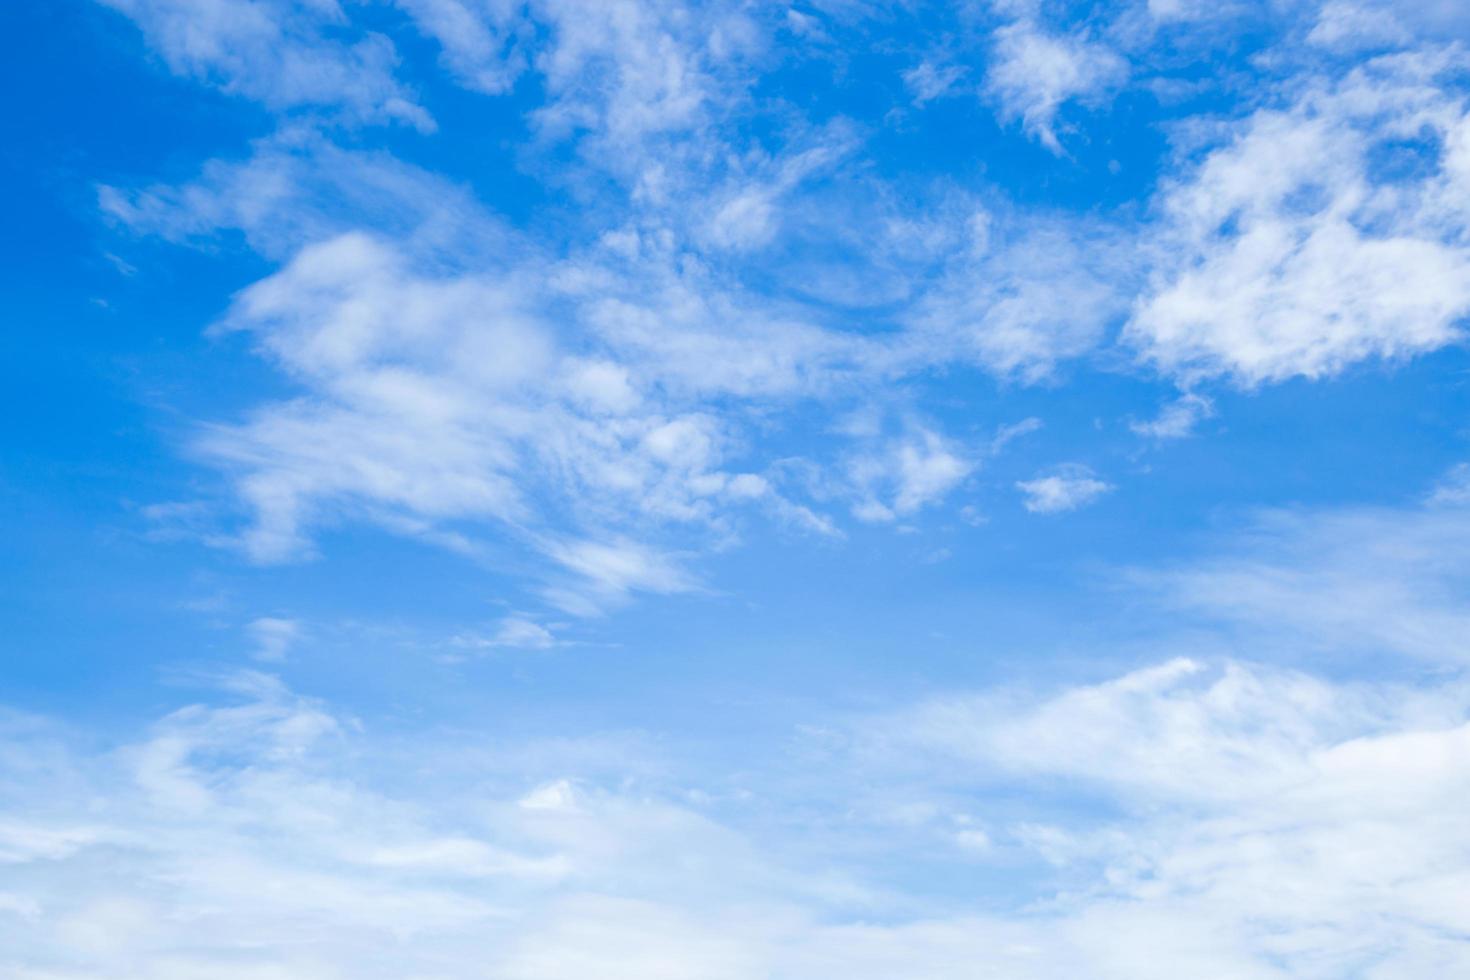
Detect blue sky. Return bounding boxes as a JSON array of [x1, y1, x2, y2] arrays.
[[5, 0, 1470, 976]]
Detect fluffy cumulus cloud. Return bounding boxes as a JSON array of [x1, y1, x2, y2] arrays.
[[1128, 49, 1470, 384]]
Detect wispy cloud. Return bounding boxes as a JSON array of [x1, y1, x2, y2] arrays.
[[1133, 493, 1470, 662], [451, 616, 559, 652], [1017, 465, 1113, 513], [984, 20, 1128, 153], [246, 616, 300, 662], [99, 0, 433, 129], [1129, 393, 1214, 440]]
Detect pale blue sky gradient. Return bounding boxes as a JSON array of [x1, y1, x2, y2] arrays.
[[4, 1, 1470, 976]]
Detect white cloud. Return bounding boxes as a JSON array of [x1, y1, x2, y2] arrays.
[[181, 229, 840, 602], [1129, 392, 1213, 439], [99, 126, 916, 596], [699, 135, 856, 253], [989, 416, 1043, 453], [451, 616, 558, 651], [541, 536, 699, 608], [871, 656, 1470, 977], [1314, 1, 1470, 45], [98, 0, 432, 129], [1016, 464, 1112, 513], [984, 21, 1128, 153], [895, 658, 1388, 801], [902, 208, 1131, 381], [848, 427, 973, 523], [89, 54, 1138, 592], [1308, 1, 1414, 51], [393, 0, 529, 95], [1135, 495, 1470, 662], [518, 778, 579, 812], [58, 9, 1470, 977], [0, 822, 104, 865], [396, 0, 769, 203], [1143, 0, 1227, 20], [6, 657, 1470, 977], [195, 237, 535, 560], [1128, 50, 1470, 384], [903, 60, 968, 105], [0, 675, 811, 979], [95, 2, 1470, 624], [1429, 462, 1470, 505], [99, 129, 499, 260]]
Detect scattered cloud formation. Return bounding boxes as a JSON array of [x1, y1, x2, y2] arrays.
[[1017, 465, 1113, 513], [42, 5, 1470, 976], [94, 9, 1470, 586]]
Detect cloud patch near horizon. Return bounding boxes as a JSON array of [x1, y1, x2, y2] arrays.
[[4, 647, 1470, 978]]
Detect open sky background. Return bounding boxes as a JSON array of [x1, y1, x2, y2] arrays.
[[4, 0, 1470, 976]]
